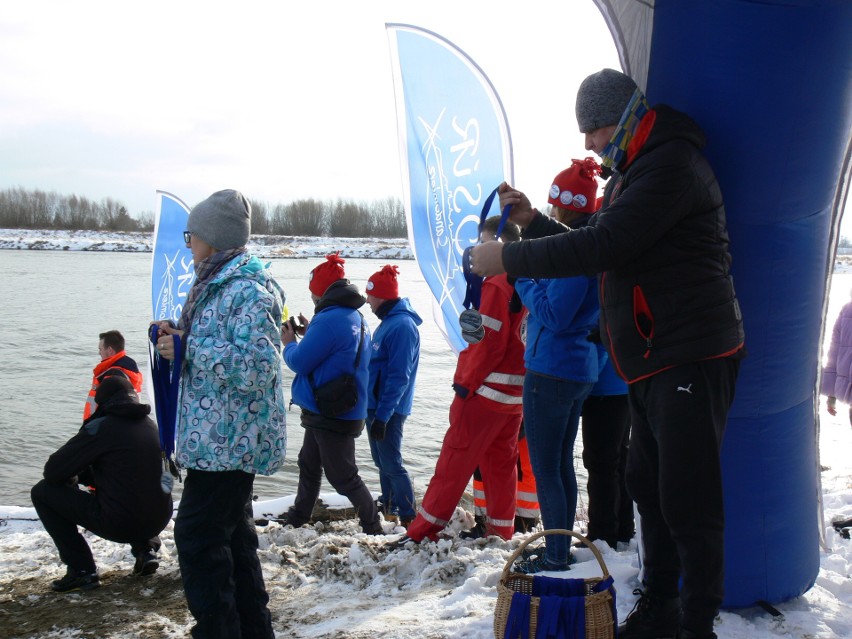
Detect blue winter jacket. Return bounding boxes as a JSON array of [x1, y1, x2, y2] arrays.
[[284, 280, 372, 422], [176, 253, 287, 476], [367, 297, 422, 423], [590, 342, 628, 396], [514, 275, 600, 383]]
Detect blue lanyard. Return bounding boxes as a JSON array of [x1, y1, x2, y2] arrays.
[[462, 186, 512, 310], [148, 325, 182, 459]]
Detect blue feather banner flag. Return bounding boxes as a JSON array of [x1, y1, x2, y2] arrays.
[[149, 191, 194, 476], [386, 24, 513, 353], [151, 191, 194, 324]]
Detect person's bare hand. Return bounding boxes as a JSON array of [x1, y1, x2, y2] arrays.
[[281, 320, 297, 346], [827, 396, 838, 416], [469, 241, 506, 277], [156, 324, 184, 361], [498, 182, 537, 228]]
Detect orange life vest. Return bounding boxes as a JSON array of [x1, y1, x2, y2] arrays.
[[83, 351, 144, 420]]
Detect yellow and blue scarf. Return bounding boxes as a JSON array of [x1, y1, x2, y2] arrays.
[[600, 88, 651, 177]]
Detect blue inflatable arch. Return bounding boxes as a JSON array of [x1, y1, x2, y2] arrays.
[[591, 0, 852, 607]]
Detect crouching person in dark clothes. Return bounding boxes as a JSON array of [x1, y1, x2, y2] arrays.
[[31, 376, 173, 592], [281, 252, 382, 535]]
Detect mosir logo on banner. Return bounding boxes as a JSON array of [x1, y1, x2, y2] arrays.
[[388, 24, 513, 353]]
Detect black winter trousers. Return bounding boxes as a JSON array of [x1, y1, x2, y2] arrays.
[[31, 480, 162, 573], [581, 393, 633, 546], [174, 469, 273, 639], [290, 427, 380, 533], [626, 357, 739, 636]]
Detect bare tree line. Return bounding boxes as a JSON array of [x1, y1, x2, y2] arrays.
[[0, 187, 147, 231], [251, 196, 406, 238], [0, 187, 407, 238]]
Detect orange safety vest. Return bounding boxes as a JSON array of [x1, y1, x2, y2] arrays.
[[472, 429, 540, 519], [83, 351, 144, 420], [515, 435, 540, 518]]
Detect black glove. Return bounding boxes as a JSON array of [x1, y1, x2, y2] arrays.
[[370, 419, 387, 441], [452, 383, 469, 399]]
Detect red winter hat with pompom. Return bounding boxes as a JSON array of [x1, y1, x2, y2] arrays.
[[547, 157, 602, 213], [366, 264, 400, 300], [309, 252, 346, 296]]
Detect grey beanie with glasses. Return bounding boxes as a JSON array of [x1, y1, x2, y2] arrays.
[[187, 189, 251, 250]]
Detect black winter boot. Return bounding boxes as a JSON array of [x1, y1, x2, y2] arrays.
[[51, 567, 100, 593], [460, 518, 487, 540], [514, 515, 539, 533], [618, 588, 680, 639], [132, 550, 159, 576]]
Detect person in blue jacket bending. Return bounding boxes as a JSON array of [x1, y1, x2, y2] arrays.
[[364, 264, 422, 528], [281, 252, 382, 535]]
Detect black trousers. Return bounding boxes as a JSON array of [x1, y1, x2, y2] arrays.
[[174, 469, 273, 639], [581, 393, 633, 545], [31, 480, 161, 573], [626, 357, 739, 635], [290, 427, 380, 533]]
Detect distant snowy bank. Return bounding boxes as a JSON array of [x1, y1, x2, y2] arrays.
[[0, 228, 413, 260], [3, 228, 852, 273]]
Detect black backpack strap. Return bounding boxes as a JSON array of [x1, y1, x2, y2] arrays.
[[308, 313, 365, 389]]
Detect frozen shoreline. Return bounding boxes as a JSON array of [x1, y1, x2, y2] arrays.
[[3, 228, 851, 275], [0, 228, 414, 260]]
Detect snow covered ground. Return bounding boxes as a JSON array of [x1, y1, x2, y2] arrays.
[[0, 228, 413, 260], [2, 411, 852, 639]]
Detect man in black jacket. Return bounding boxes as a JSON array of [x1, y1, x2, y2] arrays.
[[31, 377, 173, 592], [470, 69, 745, 639]]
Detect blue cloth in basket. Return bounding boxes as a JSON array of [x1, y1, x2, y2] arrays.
[[503, 575, 616, 639]]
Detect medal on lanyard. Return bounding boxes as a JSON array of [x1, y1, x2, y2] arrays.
[[460, 186, 511, 345], [459, 307, 485, 344]]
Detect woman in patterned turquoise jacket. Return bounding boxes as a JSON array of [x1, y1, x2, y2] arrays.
[[154, 190, 285, 639], [174, 252, 287, 474]]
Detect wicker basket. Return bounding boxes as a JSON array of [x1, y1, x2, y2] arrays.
[[494, 529, 616, 639]]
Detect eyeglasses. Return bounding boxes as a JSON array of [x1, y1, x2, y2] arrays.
[[183, 231, 192, 245]]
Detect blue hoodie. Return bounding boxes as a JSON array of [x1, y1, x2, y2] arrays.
[[514, 275, 599, 383], [284, 280, 372, 422], [367, 297, 422, 423]]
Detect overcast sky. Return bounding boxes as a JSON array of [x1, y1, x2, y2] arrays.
[[0, 1, 621, 216]]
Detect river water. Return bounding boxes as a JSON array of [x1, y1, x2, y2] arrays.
[[1, 250, 582, 510]]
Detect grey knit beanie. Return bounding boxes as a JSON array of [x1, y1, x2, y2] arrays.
[[575, 69, 639, 133], [187, 189, 251, 250]]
